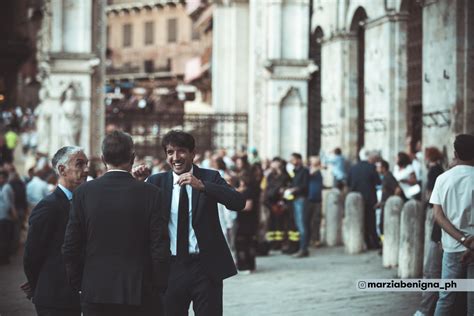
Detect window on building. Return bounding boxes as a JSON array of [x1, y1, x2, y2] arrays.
[[123, 23, 132, 47], [144, 21, 154, 45], [106, 26, 110, 46], [167, 18, 178, 43], [144, 60, 154, 73], [191, 22, 200, 40]]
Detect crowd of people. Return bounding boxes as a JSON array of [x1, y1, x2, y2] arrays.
[[0, 126, 472, 315]]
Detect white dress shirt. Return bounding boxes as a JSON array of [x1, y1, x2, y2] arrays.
[[170, 167, 199, 255]]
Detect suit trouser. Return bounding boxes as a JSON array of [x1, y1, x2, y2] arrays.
[[164, 255, 223, 316], [35, 305, 81, 316]]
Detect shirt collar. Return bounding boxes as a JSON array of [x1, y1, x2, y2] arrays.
[[106, 169, 130, 174], [58, 184, 73, 201], [172, 166, 194, 185]]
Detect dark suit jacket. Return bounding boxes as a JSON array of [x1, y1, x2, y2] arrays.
[[347, 161, 381, 209], [23, 187, 80, 309], [147, 165, 245, 281], [62, 171, 170, 306]]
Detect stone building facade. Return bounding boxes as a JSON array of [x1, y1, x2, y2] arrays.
[[1, 0, 106, 158], [106, 1, 206, 94], [35, 0, 106, 157], [213, 0, 474, 164]]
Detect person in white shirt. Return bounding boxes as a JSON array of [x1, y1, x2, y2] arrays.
[[393, 152, 420, 199], [26, 169, 50, 208], [430, 134, 474, 315]]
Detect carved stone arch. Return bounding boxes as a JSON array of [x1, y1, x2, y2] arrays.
[[279, 86, 304, 159], [279, 86, 303, 108], [345, 1, 371, 32]]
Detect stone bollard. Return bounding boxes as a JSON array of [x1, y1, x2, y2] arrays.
[[319, 189, 331, 245], [382, 196, 404, 268], [398, 200, 425, 278], [424, 206, 435, 267], [325, 189, 343, 246], [344, 192, 365, 254]]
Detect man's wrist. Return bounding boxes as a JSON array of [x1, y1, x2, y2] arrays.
[[460, 234, 472, 249]]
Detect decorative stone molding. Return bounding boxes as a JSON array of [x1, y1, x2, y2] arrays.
[[264, 59, 318, 80], [364, 11, 409, 30]]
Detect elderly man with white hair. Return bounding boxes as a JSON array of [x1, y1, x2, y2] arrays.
[[23, 146, 89, 316]]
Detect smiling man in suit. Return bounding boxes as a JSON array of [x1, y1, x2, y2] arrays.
[[23, 146, 89, 316], [135, 130, 245, 316], [62, 131, 170, 316]]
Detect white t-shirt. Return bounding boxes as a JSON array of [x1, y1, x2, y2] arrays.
[[430, 165, 474, 253], [393, 164, 420, 198]]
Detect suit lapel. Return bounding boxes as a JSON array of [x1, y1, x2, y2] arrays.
[[191, 165, 201, 224]]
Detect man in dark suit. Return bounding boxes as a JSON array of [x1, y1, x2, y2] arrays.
[[134, 130, 245, 316], [23, 146, 89, 316], [347, 149, 381, 249], [62, 131, 170, 316]]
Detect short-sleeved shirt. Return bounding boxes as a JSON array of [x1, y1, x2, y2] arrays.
[[430, 165, 474, 252]]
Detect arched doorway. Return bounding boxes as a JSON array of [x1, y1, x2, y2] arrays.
[[402, 0, 423, 153], [308, 27, 323, 156], [350, 7, 368, 154]]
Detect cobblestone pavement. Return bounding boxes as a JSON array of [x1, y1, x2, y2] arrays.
[[0, 246, 420, 316], [222, 247, 420, 316], [0, 248, 35, 316]]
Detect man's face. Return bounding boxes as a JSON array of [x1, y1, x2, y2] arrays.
[[165, 144, 195, 175], [290, 156, 299, 167], [376, 162, 383, 175], [61, 151, 89, 190]]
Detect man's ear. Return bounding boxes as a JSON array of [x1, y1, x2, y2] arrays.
[[58, 165, 66, 176]]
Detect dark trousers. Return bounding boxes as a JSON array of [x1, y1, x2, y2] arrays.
[[164, 256, 223, 316], [35, 305, 81, 316], [235, 233, 257, 271], [307, 201, 321, 243], [0, 219, 14, 262], [364, 205, 380, 249]]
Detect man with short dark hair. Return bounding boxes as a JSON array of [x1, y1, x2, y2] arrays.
[[287, 153, 310, 258], [62, 131, 170, 316], [23, 146, 88, 316], [134, 130, 245, 316], [431, 134, 474, 315]]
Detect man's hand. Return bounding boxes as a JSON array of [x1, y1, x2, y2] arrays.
[[20, 282, 32, 300], [462, 235, 474, 251], [177, 172, 205, 191], [132, 164, 151, 182]]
